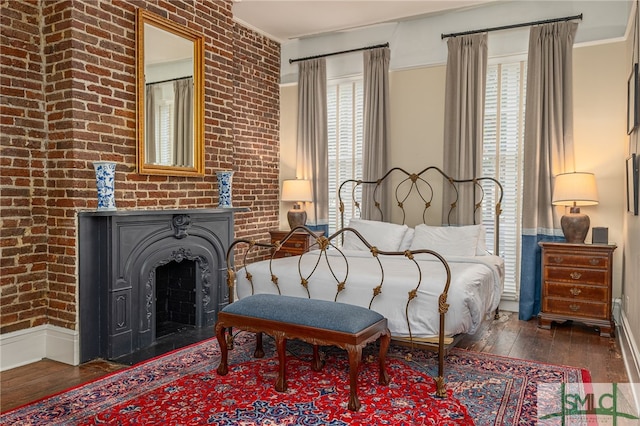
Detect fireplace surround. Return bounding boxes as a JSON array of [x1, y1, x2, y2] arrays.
[[78, 209, 235, 362]]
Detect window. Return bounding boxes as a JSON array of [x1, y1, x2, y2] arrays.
[[482, 59, 526, 301], [155, 102, 173, 164], [327, 79, 364, 235], [152, 82, 175, 165]]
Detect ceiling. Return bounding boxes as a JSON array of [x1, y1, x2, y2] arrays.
[[232, 0, 499, 42]]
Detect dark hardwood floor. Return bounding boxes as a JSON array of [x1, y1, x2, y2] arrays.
[[0, 311, 629, 413], [456, 311, 629, 384]]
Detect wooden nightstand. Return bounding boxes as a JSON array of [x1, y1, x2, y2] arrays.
[[538, 242, 617, 337], [269, 229, 325, 258]]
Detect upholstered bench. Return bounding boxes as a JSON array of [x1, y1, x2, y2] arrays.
[[215, 293, 391, 411]]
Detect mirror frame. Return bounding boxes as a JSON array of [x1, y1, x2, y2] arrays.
[[136, 8, 205, 176]]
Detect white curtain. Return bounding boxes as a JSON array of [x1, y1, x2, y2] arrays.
[[296, 58, 328, 226], [362, 47, 391, 220], [145, 84, 158, 164], [442, 33, 488, 225], [519, 21, 578, 320], [173, 78, 193, 167]]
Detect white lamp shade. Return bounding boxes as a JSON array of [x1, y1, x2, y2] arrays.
[[552, 172, 599, 206], [281, 179, 312, 202]]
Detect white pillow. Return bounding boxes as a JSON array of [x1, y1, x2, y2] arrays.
[[477, 225, 489, 255], [409, 224, 482, 257], [342, 219, 409, 252], [398, 227, 414, 251]]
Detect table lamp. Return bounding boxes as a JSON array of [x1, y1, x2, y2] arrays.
[[552, 172, 599, 244], [281, 179, 312, 229]]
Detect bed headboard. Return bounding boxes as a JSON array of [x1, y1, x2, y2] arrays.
[[338, 166, 503, 254]]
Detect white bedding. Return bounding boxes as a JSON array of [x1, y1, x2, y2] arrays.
[[235, 249, 504, 339]]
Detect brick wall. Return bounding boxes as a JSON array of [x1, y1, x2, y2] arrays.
[[232, 24, 281, 240], [1, 0, 49, 333], [0, 0, 280, 334]]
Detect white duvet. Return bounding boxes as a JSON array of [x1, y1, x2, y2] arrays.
[[235, 249, 504, 338]]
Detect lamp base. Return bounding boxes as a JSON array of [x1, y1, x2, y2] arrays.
[[560, 207, 590, 244], [287, 206, 307, 229]]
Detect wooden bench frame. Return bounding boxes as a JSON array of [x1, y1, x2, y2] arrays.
[[215, 311, 391, 411]]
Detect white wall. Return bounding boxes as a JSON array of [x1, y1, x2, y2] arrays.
[[279, 85, 298, 227], [280, 1, 631, 84], [622, 4, 640, 384], [387, 65, 447, 226], [388, 65, 446, 173], [573, 42, 627, 298]]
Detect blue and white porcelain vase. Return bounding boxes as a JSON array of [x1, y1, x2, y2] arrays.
[[216, 170, 234, 208], [93, 161, 117, 211]]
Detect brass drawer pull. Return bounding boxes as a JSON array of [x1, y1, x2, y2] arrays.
[[570, 272, 582, 280], [569, 304, 580, 312], [569, 287, 582, 296], [589, 258, 600, 266], [553, 256, 564, 263]]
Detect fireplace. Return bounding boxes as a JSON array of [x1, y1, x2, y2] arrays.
[[78, 209, 235, 363]]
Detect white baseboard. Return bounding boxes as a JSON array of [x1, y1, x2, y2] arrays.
[[498, 299, 519, 313], [0, 325, 79, 371], [619, 310, 640, 414]]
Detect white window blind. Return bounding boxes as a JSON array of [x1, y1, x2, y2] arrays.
[[482, 60, 526, 301], [156, 103, 173, 164], [327, 79, 364, 235], [153, 82, 175, 165]]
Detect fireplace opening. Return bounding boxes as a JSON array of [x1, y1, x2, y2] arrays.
[[155, 259, 197, 338]]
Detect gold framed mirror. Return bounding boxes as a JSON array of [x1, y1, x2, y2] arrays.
[[136, 9, 204, 176]]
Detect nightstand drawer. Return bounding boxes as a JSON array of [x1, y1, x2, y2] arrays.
[[543, 252, 609, 269], [542, 298, 609, 320], [269, 229, 325, 259], [275, 251, 296, 258], [271, 238, 306, 249], [543, 282, 608, 301], [286, 240, 306, 250], [274, 243, 306, 255], [544, 267, 606, 285]]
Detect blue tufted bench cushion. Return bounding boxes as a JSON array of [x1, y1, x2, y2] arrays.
[[220, 293, 384, 333]]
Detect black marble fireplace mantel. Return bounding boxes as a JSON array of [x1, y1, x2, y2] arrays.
[[78, 208, 237, 363]]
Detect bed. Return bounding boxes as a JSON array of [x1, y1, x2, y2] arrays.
[[225, 166, 504, 396]]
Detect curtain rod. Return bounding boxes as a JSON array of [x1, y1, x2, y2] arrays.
[[146, 75, 192, 86], [441, 13, 583, 39], [289, 42, 389, 64]]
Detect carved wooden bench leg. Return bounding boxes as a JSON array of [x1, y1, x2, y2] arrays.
[[275, 333, 287, 392], [311, 344, 323, 371], [215, 322, 229, 375], [346, 344, 363, 411], [378, 330, 391, 385], [254, 332, 265, 358]]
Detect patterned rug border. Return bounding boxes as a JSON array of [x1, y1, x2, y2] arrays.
[[445, 346, 593, 383], [1, 334, 592, 425], [1, 336, 220, 415]]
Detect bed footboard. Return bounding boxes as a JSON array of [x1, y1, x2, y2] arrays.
[[225, 225, 452, 398]]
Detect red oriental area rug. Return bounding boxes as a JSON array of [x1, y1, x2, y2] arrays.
[[1, 333, 590, 425]]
